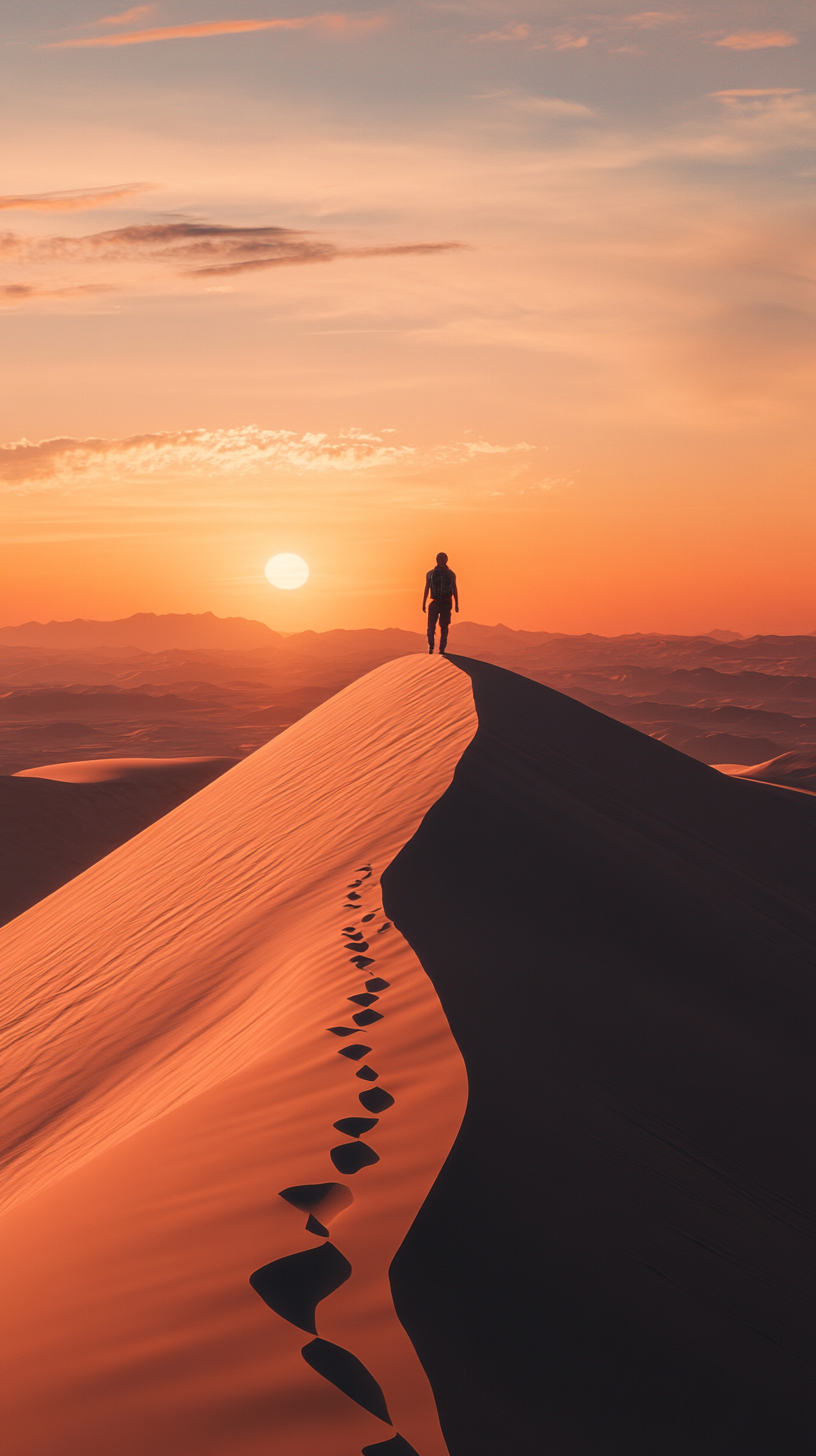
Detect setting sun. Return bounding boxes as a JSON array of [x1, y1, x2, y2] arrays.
[[264, 553, 309, 591]]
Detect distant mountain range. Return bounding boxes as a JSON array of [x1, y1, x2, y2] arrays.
[[1, 611, 812, 654], [0, 612, 280, 651]]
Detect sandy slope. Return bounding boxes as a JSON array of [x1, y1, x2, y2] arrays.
[[384, 657, 816, 1455], [0, 656, 477, 1456], [0, 758, 238, 924]]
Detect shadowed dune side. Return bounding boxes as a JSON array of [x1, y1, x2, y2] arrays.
[[0, 758, 238, 924], [384, 656, 816, 1456], [0, 657, 475, 1456]]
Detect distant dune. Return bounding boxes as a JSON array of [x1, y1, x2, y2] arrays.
[[715, 749, 816, 795], [2, 655, 813, 1453], [0, 758, 238, 924]]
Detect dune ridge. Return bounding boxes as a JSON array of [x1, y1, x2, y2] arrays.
[[0, 656, 476, 1455]]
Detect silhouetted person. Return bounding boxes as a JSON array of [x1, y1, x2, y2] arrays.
[[423, 552, 459, 654]]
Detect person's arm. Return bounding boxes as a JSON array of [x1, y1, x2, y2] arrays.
[[453, 575, 459, 612], [422, 578, 429, 613]]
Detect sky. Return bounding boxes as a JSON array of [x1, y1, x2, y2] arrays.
[[1, 0, 813, 635]]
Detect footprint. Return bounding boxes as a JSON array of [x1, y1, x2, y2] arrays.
[[346, 892, 362, 902], [301, 1338, 391, 1424], [249, 1243, 351, 1334], [359, 1088, 395, 1114], [353, 1008, 382, 1026], [365, 978, 390, 992], [361, 913, 376, 923], [342, 925, 358, 935], [377, 923, 391, 935], [344, 941, 370, 952], [347, 881, 363, 888], [333, 1117, 378, 1138], [328, 1026, 357, 1037], [357, 865, 373, 873], [362, 1437, 420, 1456], [306, 1214, 330, 1237], [344, 933, 365, 943], [278, 1183, 353, 1228], [337, 1043, 372, 1061], [350, 957, 375, 971], [355, 1066, 379, 1081], [348, 993, 378, 1007], [330, 1142, 380, 1174]]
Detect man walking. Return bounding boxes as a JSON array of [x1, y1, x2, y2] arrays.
[[422, 552, 459, 654]]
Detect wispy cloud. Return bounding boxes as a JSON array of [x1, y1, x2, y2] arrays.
[[1, 220, 464, 302], [711, 88, 802, 102], [622, 12, 685, 28], [191, 240, 464, 277], [0, 183, 155, 212], [0, 283, 111, 301], [550, 32, 589, 50], [1, 427, 532, 491], [46, 11, 385, 49], [94, 4, 155, 23], [714, 31, 798, 51], [470, 22, 531, 43], [491, 92, 596, 118]]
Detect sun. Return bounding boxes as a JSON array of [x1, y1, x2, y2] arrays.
[[264, 553, 310, 590]]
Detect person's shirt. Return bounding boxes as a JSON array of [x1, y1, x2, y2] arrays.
[[426, 565, 457, 601]]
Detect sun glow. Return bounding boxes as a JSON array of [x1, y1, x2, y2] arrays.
[[264, 553, 310, 590]]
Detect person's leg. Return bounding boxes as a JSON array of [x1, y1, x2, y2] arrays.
[[427, 601, 439, 651], [438, 603, 451, 652]]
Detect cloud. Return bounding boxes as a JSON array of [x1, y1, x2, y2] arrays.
[[550, 33, 589, 49], [94, 5, 154, 23], [0, 283, 111, 304], [0, 184, 156, 213], [515, 96, 595, 118], [0, 427, 532, 491], [2, 220, 465, 300], [711, 89, 802, 102], [189, 240, 464, 277], [622, 11, 684, 27], [46, 12, 385, 49], [714, 31, 798, 50], [471, 22, 531, 43]]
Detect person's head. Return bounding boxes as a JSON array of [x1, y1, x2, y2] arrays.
[[436, 552, 448, 565]]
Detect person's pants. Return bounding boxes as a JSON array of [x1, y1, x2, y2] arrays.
[[427, 599, 452, 651]]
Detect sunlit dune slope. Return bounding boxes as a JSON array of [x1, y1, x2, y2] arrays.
[[0, 656, 477, 1456], [715, 749, 816, 795], [385, 656, 816, 1456], [0, 757, 238, 924]]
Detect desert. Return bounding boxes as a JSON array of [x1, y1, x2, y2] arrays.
[[4, 0, 813, 1446], [2, 635, 814, 1453]]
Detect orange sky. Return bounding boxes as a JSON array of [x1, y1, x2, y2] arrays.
[[1, 1, 813, 634]]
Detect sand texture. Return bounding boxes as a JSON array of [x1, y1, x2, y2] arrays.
[[0, 656, 476, 1456], [384, 656, 816, 1455]]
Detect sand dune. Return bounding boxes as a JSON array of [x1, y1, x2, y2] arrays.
[[0, 657, 476, 1455], [3, 654, 813, 1454], [385, 657, 815, 1454], [715, 748, 816, 794], [0, 757, 238, 924]]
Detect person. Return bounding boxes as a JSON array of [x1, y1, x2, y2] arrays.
[[422, 552, 459, 654]]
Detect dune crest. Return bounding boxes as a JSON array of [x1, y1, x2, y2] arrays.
[[0, 656, 476, 1456]]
